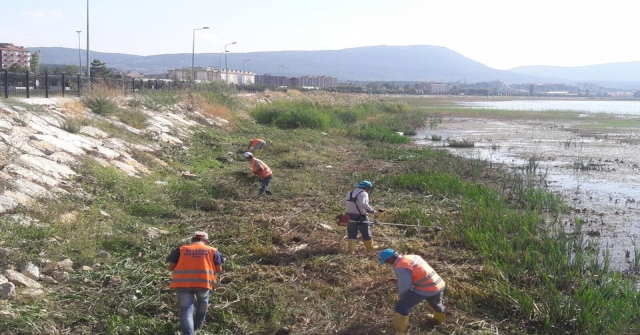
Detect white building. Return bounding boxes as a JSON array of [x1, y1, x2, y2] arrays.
[[168, 67, 255, 84]]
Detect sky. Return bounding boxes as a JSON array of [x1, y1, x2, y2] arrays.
[[2, 0, 639, 70]]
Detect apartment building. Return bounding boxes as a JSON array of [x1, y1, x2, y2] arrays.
[[297, 75, 338, 88], [168, 67, 255, 84], [0, 43, 31, 69]]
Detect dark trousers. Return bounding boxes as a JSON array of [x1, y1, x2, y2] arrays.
[[259, 175, 273, 194]]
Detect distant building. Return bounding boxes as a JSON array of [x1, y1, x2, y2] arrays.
[[415, 82, 450, 94], [297, 75, 338, 88], [167, 67, 254, 84], [255, 74, 288, 87], [0, 43, 31, 69]]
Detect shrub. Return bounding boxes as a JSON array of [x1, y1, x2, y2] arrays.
[[81, 85, 119, 115], [351, 125, 410, 143]]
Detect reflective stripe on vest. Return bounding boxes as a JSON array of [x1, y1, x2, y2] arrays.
[[394, 255, 445, 292], [169, 244, 218, 290], [251, 158, 272, 178]]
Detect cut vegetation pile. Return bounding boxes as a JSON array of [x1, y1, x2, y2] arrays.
[[0, 87, 639, 335]]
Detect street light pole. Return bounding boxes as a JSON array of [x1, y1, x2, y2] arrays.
[[76, 31, 82, 75], [243, 59, 250, 72], [224, 41, 236, 83], [86, 0, 90, 78], [191, 26, 209, 81]]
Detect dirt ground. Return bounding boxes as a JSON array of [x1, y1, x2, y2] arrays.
[[413, 115, 640, 271]]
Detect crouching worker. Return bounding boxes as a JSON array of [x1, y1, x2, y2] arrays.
[[247, 138, 266, 156], [379, 248, 445, 332], [167, 231, 224, 335], [244, 152, 273, 195], [344, 180, 379, 253]]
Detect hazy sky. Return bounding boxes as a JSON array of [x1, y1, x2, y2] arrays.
[[2, 0, 638, 70]]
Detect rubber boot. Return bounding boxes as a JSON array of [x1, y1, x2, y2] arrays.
[[347, 239, 357, 254], [434, 312, 445, 324], [391, 313, 409, 333], [363, 239, 374, 251]]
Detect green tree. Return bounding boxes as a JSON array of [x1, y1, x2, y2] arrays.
[[90, 59, 111, 79], [8, 63, 28, 73], [30, 51, 40, 73], [64, 65, 80, 75]]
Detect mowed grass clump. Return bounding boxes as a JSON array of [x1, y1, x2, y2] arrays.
[[1, 91, 640, 335]]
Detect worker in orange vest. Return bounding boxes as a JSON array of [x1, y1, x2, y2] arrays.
[[379, 248, 445, 332], [246, 138, 266, 156], [167, 231, 224, 335], [244, 151, 273, 195]]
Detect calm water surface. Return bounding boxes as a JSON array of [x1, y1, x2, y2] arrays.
[[459, 100, 640, 115], [416, 100, 640, 271]]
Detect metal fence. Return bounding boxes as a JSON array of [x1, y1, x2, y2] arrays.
[[0, 70, 190, 99], [0, 70, 275, 98]]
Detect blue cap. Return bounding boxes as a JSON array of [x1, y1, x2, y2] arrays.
[[379, 248, 396, 265], [357, 180, 373, 188]]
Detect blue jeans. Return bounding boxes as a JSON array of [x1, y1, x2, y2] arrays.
[[347, 216, 372, 240], [394, 289, 445, 316], [176, 288, 210, 335]]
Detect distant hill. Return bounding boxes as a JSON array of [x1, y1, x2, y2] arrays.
[[30, 45, 640, 89], [509, 62, 640, 90]]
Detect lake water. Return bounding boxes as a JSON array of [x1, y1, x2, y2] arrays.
[[415, 99, 640, 271], [459, 99, 640, 115]]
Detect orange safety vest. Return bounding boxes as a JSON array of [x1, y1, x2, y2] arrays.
[[169, 243, 218, 290], [250, 158, 272, 178], [250, 139, 265, 147], [394, 255, 445, 293]]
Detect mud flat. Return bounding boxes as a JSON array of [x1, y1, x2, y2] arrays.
[[414, 113, 640, 271]]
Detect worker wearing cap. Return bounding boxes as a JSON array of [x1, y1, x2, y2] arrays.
[[244, 152, 273, 195], [167, 231, 224, 335], [344, 180, 379, 253], [247, 138, 266, 156], [379, 248, 445, 332]]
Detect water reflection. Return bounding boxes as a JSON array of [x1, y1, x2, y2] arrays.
[[413, 113, 640, 272]]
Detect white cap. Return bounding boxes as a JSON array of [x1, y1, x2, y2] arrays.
[[244, 152, 253, 158], [193, 231, 208, 240]]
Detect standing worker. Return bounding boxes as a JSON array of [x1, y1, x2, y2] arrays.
[[167, 231, 224, 335], [379, 248, 445, 332], [244, 152, 273, 195], [344, 180, 380, 253], [247, 138, 266, 156]]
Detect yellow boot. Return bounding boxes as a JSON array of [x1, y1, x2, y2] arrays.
[[434, 312, 445, 324], [347, 239, 357, 254], [363, 239, 375, 251], [391, 313, 409, 333]]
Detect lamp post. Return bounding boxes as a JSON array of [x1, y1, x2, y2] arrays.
[[76, 31, 82, 75], [224, 41, 236, 83], [242, 59, 250, 72], [86, 0, 90, 78], [191, 26, 209, 81]]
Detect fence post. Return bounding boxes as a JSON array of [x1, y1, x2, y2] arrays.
[[155, 79, 158, 90], [45, 72, 49, 98], [3, 70, 7, 98], [77, 74, 81, 97], [131, 78, 135, 93], [62, 74, 65, 97], [26, 71, 30, 98]]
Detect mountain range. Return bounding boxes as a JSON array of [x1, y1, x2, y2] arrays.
[[30, 45, 640, 90]]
